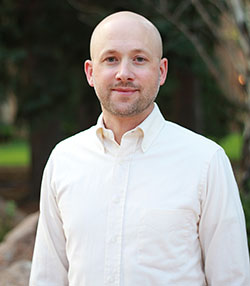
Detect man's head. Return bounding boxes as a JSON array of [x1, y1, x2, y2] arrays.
[[85, 11, 168, 118], [90, 11, 163, 61]]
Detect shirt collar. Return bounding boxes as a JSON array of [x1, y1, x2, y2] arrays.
[[95, 103, 165, 152]]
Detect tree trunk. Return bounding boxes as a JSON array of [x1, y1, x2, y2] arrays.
[[172, 71, 201, 132], [28, 116, 63, 201], [241, 72, 250, 193], [242, 118, 250, 192]]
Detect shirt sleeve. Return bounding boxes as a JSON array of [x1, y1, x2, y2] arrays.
[[199, 148, 250, 285], [29, 153, 69, 286]]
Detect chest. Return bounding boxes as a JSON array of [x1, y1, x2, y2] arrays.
[[54, 149, 203, 239]]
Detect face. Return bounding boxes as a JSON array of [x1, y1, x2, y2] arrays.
[[85, 16, 168, 118]]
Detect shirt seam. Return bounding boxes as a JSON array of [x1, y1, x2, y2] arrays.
[[198, 146, 223, 206]]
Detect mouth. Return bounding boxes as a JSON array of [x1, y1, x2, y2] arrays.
[[111, 87, 139, 95]]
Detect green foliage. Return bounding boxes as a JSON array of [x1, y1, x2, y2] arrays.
[[1, 0, 92, 132], [0, 0, 244, 198], [210, 133, 243, 161], [0, 0, 26, 103], [219, 133, 243, 161], [0, 0, 237, 138], [71, 0, 237, 139], [0, 123, 15, 141], [0, 200, 16, 242], [241, 194, 250, 251], [0, 139, 30, 166]]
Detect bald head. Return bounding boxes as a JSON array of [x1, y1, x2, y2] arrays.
[[90, 11, 163, 60], [84, 11, 168, 120]]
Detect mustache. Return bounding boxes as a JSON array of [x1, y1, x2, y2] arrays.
[[112, 82, 140, 89]]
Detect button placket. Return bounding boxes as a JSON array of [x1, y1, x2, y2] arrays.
[[104, 134, 139, 286], [104, 157, 129, 285]]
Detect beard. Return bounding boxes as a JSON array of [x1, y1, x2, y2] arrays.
[[95, 82, 160, 117]]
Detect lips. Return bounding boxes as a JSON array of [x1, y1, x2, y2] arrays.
[[111, 87, 139, 95]]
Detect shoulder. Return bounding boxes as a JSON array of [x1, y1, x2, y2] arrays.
[[50, 125, 99, 160], [159, 120, 222, 160]]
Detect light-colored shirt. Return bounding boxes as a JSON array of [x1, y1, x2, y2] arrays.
[[29, 104, 250, 286]]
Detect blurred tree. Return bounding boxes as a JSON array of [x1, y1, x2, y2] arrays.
[[0, 0, 245, 200], [155, 0, 250, 191], [0, 0, 25, 103], [1, 0, 100, 199], [157, 0, 250, 190], [69, 0, 250, 192], [226, 0, 250, 191], [67, 0, 236, 135]]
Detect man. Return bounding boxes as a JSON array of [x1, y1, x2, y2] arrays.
[[29, 11, 250, 285]]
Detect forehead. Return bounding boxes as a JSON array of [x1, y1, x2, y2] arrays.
[[90, 17, 162, 59]]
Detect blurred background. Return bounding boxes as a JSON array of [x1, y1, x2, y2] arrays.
[[0, 0, 249, 283]]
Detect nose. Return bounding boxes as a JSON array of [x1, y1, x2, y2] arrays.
[[115, 60, 134, 82]]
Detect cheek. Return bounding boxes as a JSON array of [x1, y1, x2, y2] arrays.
[[93, 67, 116, 82], [138, 70, 160, 86], [92, 70, 114, 94]]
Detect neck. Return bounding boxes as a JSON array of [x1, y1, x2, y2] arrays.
[[102, 104, 154, 144]]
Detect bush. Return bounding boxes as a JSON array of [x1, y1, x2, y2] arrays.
[[0, 200, 16, 242], [219, 133, 243, 161], [0, 139, 30, 166], [241, 194, 250, 251], [0, 123, 15, 142]]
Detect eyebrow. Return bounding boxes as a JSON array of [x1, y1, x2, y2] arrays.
[[100, 48, 151, 58], [99, 49, 117, 59]]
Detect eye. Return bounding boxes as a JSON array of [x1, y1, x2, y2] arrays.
[[105, 56, 118, 63], [134, 56, 147, 64]]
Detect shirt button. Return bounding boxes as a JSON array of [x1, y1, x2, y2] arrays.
[[113, 197, 121, 204], [110, 235, 118, 243], [107, 276, 114, 283], [117, 159, 125, 165]]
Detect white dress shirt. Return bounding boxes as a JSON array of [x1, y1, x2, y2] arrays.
[[29, 104, 250, 286]]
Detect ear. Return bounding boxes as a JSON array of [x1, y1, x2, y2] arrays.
[[84, 60, 94, 87], [159, 58, 168, 86]]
